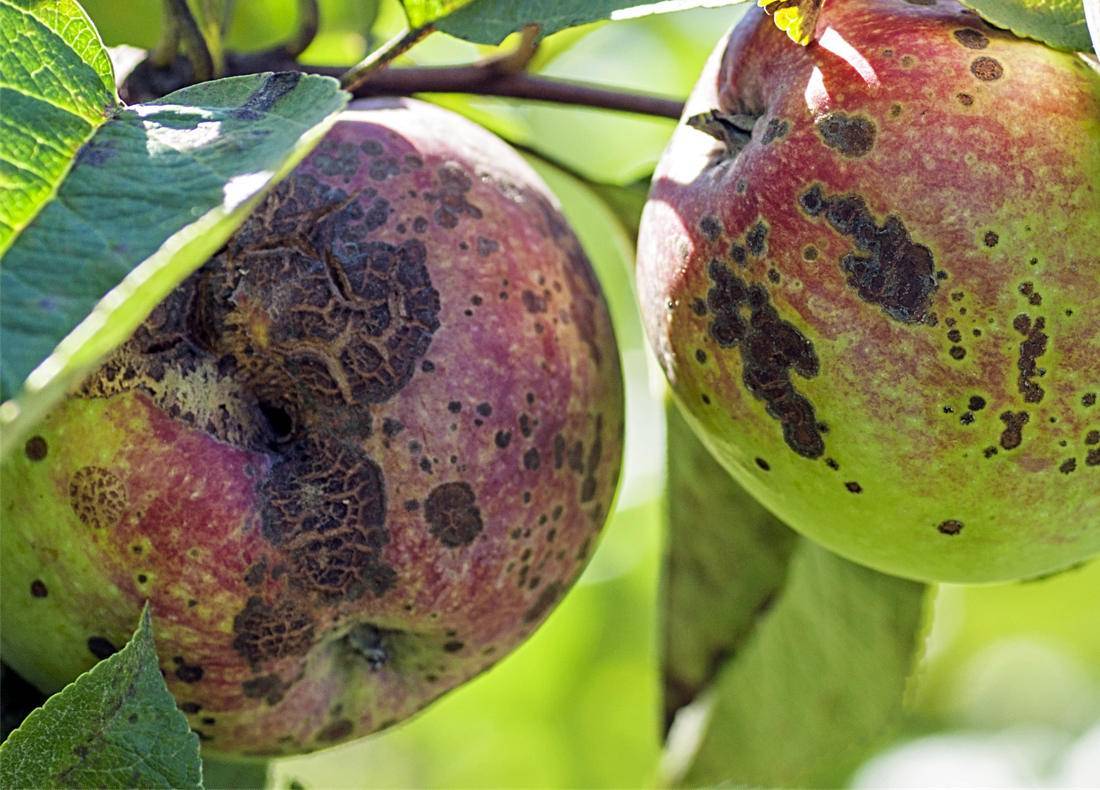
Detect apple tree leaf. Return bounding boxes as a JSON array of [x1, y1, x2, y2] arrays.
[[0, 605, 202, 790], [0, 26, 348, 458], [669, 535, 932, 786], [397, 0, 752, 45], [0, 0, 116, 255], [661, 402, 797, 730], [959, 0, 1092, 52], [757, 0, 823, 44]]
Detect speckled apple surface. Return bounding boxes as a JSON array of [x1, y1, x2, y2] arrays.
[[637, 0, 1099, 582], [1, 98, 623, 756]]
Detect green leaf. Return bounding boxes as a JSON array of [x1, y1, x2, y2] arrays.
[[661, 402, 797, 730], [959, 0, 1091, 52], [0, 605, 201, 790], [670, 536, 931, 786], [398, 0, 749, 45], [0, 71, 348, 459], [0, 0, 117, 256], [202, 756, 270, 789]]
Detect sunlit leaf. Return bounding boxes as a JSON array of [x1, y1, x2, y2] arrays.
[[0, 0, 116, 255], [398, 0, 749, 44], [959, 0, 1091, 52], [661, 403, 798, 729], [0, 606, 201, 789], [0, 71, 348, 458], [670, 534, 931, 787]]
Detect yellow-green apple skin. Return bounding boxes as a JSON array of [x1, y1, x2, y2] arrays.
[[1, 98, 623, 756], [637, 0, 1099, 582]]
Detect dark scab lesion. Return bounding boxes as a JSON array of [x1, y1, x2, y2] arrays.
[[798, 184, 938, 324], [431, 162, 483, 228], [998, 410, 1029, 450], [746, 221, 768, 257], [69, 466, 128, 530], [242, 673, 288, 705], [953, 28, 989, 49], [231, 595, 316, 667], [1014, 313, 1047, 404], [699, 215, 722, 242], [317, 719, 354, 743], [523, 581, 563, 623], [702, 260, 824, 459], [24, 436, 47, 461], [814, 112, 876, 157], [424, 481, 483, 547], [173, 656, 205, 683], [761, 118, 790, 144], [970, 56, 1003, 81], [260, 439, 394, 601], [937, 519, 963, 535]]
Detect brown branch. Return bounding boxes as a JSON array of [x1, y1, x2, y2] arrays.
[[312, 63, 684, 119]]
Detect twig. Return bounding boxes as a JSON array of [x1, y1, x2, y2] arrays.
[[337, 66, 685, 119], [285, 0, 320, 58], [149, 0, 180, 67], [340, 26, 435, 91], [167, 0, 215, 81]]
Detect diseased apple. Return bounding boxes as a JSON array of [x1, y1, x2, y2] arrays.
[[637, 0, 1100, 582], [0, 97, 623, 756]]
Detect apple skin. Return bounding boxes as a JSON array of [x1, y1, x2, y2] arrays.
[[637, 0, 1100, 583], [0, 98, 623, 756]]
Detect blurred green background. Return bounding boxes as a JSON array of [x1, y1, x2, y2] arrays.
[[80, 1, 1100, 786]]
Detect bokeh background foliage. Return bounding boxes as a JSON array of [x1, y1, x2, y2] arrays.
[[14, 0, 1100, 786]]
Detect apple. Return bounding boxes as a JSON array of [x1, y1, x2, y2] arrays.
[[636, 0, 1100, 582], [0, 98, 624, 756]]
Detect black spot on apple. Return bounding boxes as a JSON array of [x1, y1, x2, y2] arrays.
[[174, 657, 205, 683], [957, 92, 974, 106], [845, 481, 863, 493], [232, 596, 316, 667], [261, 440, 393, 601], [704, 259, 824, 458], [30, 579, 47, 598], [755, 457, 770, 471], [699, 215, 722, 241], [814, 112, 876, 157], [971, 56, 1003, 81], [242, 673, 287, 705], [24, 436, 47, 461], [69, 467, 127, 530], [1060, 458, 1077, 474], [798, 185, 938, 324], [953, 28, 989, 49], [937, 519, 963, 535], [523, 581, 563, 623], [746, 221, 768, 257], [1013, 314, 1047, 403], [761, 118, 790, 144], [317, 719, 354, 742], [424, 481, 483, 547], [999, 410, 1029, 450], [983, 231, 999, 247]]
